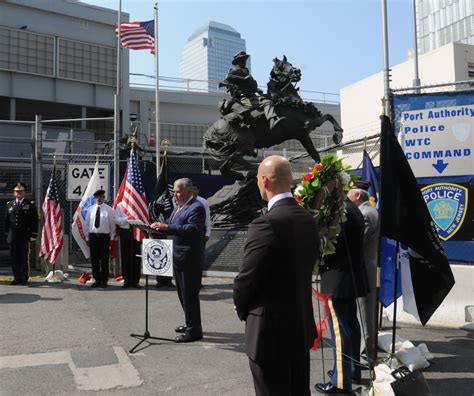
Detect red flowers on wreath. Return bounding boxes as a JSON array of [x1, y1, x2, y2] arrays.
[[312, 163, 323, 172], [303, 173, 312, 182]]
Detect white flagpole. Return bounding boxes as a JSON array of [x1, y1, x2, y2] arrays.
[[381, 0, 391, 117], [154, 2, 160, 177], [412, 0, 421, 91], [114, 0, 122, 198]]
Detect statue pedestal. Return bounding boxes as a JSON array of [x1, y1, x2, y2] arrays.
[[208, 176, 265, 228], [204, 228, 248, 272]]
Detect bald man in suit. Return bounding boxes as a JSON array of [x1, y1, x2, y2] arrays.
[[234, 155, 319, 396]]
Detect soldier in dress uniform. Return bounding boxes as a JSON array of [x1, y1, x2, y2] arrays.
[[4, 182, 39, 285]]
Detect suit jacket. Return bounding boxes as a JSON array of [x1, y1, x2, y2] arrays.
[[5, 199, 38, 244], [233, 198, 319, 363], [320, 199, 369, 299], [166, 198, 205, 271], [358, 201, 379, 292]]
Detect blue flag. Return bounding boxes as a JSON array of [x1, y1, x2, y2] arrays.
[[362, 150, 402, 307]]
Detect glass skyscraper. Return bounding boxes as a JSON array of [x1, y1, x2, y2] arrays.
[[179, 21, 248, 92], [416, 0, 473, 54]]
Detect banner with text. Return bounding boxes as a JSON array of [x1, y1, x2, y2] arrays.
[[399, 105, 473, 177]]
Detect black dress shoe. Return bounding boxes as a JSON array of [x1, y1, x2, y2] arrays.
[[315, 382, 353, 395], [327, 371, 361, 385], [132, 284, 141, 289], [122, 283, 130, 288], [91, 282, 101, 288], [101, 282, 108, 288], [20, 281, 28, 286], [10, 280, 19, 285], [175, 325, 187, 333], [174, 334, 203, 343]]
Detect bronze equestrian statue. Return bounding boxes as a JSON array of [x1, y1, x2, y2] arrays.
[[203, 53, 343, 180]]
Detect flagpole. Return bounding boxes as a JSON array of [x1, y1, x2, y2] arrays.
[[154, 2, 160, 177], [412, 0, 421, 91], [381, 0, 391, 117], [114, 0, 122, 199]]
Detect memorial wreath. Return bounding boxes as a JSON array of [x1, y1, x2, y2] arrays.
[[294, 154, 356, 266]]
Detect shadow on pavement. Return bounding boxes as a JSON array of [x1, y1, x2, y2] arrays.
[[423, 377, 474, 396], [0, 293, 62, 303], [201, 331, 246, 353]]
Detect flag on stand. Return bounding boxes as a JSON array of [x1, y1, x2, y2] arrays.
[[71, 162, 102, 259], [109, 165, 128, 262], [379, 115, 455, 325], [148, 153, 174, 223], [113, 165, 128, 209], [362, 150, 402, 307], [121, 150, 149, 241], [39, 167, 63, 265], [115, 20, 155, 54], [362, 150, 380, 207]]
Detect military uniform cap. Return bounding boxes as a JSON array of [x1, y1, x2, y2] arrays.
[[232, 50, 250, 64], [352, 179, 371, 191], [93, 189, 106, 198], [13, 182, 26, 191]]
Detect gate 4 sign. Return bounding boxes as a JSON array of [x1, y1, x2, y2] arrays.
[[141, 239, 173, 277], [400, 104, 473, 177], [67, 164, 110, 201], [421, 183, 468, 241]]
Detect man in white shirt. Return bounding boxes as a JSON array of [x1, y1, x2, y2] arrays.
[[115, 202, 141, 288], [85, 189, 116, 288]]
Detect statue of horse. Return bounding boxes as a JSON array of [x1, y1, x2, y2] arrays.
[[203, 56, 343, 180]]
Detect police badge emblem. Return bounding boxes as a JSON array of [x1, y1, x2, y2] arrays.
[[421, 183, 468, 240]]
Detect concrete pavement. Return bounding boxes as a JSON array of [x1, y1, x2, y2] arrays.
[[1, 274, 473, 395]]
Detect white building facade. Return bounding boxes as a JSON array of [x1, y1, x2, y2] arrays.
[[340, 42, 474, 148]]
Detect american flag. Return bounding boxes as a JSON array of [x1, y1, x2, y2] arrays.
[[121, 150, 149, 241], [39, 168, 63, 264], [115, 20, 155, 54]]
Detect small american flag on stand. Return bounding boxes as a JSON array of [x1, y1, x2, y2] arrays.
[[121, 150, 149, 241], [39, 167, 63, 265], [115, 20, 155, 54]]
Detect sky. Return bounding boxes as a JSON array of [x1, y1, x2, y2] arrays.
[[84, 0, 416, 97]]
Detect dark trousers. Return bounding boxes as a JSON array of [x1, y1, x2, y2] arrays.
[[327, 298, 361, 391], [10, 238, 29, 282], [174, 266, 202, 337], [119, 228, 141, 286], [90, 233, 110, 284], [248, 349, 311, 396]]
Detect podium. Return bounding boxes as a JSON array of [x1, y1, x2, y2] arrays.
[[129, 223, 174, 353]]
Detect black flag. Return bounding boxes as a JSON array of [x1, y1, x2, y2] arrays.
[[148, 153, 173, 223], [379, 115, 455, 325]]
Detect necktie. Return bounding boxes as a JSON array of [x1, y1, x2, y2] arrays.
[[94, 206, 101, 228]]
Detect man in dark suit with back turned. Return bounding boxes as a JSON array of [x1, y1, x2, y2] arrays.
[[150, 178, 205, 343], [233, 155, 319, 396], [5, 182, 38, 285], [315, 198, 369, 395]]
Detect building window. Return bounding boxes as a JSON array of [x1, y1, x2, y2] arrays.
[[0, 27, 54, 76], [468, 62, 474, 79], [58, 38, 116, 86]]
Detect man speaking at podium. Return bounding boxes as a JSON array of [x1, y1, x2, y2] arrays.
[[151, 178, 205, 343]]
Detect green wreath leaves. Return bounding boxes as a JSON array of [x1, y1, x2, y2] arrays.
[[294, 154, 356, 265]]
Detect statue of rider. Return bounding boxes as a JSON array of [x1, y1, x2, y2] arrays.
[[220, 51, 284, 130]]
